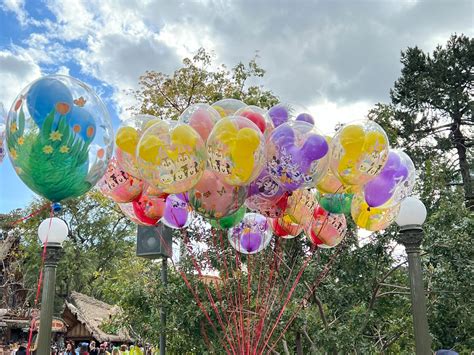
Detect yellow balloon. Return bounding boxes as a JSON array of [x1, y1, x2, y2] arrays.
[[363, 131, 387, 153], [231, 128, 259, 182], [351, 194, 399, 231], [138, 135, 165, 163], [171, 124, 199, 148], [213, 105, 226, 118], [116, 126, 139, 155], [216, 118, 239, 146], [339, 125, 365, 155]]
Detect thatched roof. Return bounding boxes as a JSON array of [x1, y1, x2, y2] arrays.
[[64, 291, 131, 343]]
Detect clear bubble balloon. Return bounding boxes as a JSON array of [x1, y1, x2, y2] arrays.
[[228, 213, 272, 254], [207, 116, 265, 186], [6, 75, 113, 202], [0, 103, 5, 164], [97, 157, 144, 203], [363, 149, 416, 208], [137, 121, 206, 194], [351, 193, 400, 231], [305, 206, 347, 248], [211, 98, 246, 118], [283, 189, 317, 227], [179, 103, 220, 142], [269, 216, 304, 239], [161, 193, 194, 229], [115, 114, 161, 178], [267, 121, 329, 191], [330, 120, 389, 188], [189, 170, 247, 219], [245, 192, 289, 218]]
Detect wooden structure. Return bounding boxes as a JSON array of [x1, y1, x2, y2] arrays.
[[62, 291, 132, 345]]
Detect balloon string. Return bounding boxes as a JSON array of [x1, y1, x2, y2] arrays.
[[8, 203, 51, 227], [27, 206, 54, 355]]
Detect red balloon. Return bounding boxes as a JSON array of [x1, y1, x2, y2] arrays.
[[240, 111, 266, 133]]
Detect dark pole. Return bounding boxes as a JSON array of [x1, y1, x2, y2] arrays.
[[37, 243, 62, 355], [160, 257, 168, 355], [397, 225, 432, 355]]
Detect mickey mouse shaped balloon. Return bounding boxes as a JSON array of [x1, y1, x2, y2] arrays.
[[6, 75, 113, 202], [207, 117, 266, 186], [137, 120, 206, 194], [228, 213, 272, 254], [267, 121, 329, 191], [363, 149, 415, 208]]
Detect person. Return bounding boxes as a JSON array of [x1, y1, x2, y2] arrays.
[[89, 341, 99, 355], [98, 343, 110, 355], [79, 343, 89, 355], [65, 342, 75, 355], [15, 346, 26, 355], [111, 347, 120, 355], [119, 345, 129, 355]]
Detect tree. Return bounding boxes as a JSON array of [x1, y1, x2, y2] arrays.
[[381, 34, 473, 210], [133, 48, 279, 118]]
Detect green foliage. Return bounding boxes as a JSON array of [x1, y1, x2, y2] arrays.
[[7, 107, 92, 202], [133, 48, 279, 119]]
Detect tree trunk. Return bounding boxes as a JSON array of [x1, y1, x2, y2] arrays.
[[295, 332, 303, 355], [451, 114, 473, 211]]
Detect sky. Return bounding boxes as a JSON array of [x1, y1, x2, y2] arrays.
[[0, 0, 472, 213]]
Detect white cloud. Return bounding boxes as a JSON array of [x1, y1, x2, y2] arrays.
[[0, 49, 42, 110], [1, 0, 27, 26]]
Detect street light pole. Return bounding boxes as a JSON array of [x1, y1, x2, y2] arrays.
[[36, 217, 68, 355], [160, 257, 168, 355], [397, 226, 432, 354], [396, 197, 432, 355], [37, 244, 63, 355]]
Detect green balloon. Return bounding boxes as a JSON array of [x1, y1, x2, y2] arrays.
[[319, 193, 353, 215], [210, 206, 246, 229]]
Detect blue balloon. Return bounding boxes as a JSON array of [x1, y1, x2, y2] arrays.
[[68, 105, 97, 141], [26, 77, 73, 128]]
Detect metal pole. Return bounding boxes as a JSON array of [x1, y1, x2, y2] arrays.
[[37, 244, 62, 355], [160, 257, 168, 355], [397, 226, 432, 355]]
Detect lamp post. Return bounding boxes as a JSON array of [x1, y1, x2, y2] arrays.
[[37, 217, 68, 355], [395, 197, 432, 355]]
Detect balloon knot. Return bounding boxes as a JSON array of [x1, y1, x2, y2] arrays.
[[367, 207, 371, 212], [52, 202, 62, 213]]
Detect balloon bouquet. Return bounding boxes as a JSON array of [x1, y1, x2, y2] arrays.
[[99, 98, 416, 255]]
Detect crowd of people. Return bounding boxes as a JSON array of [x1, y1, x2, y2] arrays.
[[5, 341, 159, 355]]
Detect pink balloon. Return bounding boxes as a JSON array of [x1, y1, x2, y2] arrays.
[[98, 158, 144, 203], [189, 170, 247, 219], [306, 206, 347, 248]]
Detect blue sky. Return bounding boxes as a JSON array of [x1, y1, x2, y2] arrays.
[[0, 0, 472, 214]]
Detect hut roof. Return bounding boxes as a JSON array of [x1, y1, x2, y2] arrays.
[[64, 291, 131, 343]]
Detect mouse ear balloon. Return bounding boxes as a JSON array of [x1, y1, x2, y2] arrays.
[[330, 120, 389, 189], [179, 103, 220, 142], [6, 75, 113, 202], [267, 121, 329, 191], [363, 149, 415, 208]]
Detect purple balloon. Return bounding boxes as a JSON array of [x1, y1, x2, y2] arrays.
[[271, 124, 295, 147], [364, 176, 397, 207], [295, 113, 314, 125], [383, 151, 401, 173], [268, 105, 289, 128], [240, 232, 262, 252], [300, 134, 328, 162], [163, 194, 189, 228]]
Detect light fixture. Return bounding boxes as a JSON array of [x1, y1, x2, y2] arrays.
[[395, 196, 427, 228], [38, 217, 69, 245]]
